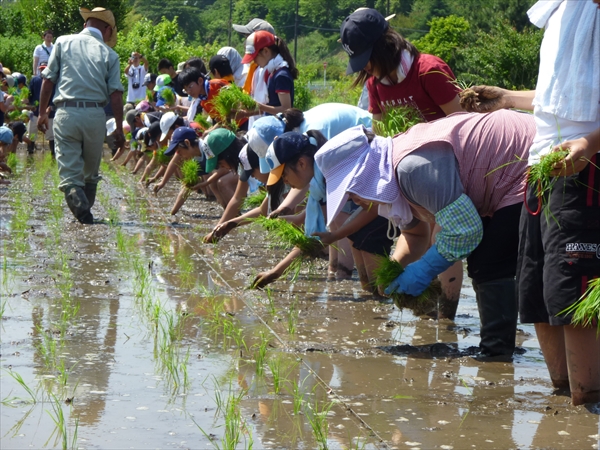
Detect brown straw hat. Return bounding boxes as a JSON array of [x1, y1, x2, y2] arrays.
[[79, 7, 117, 47]]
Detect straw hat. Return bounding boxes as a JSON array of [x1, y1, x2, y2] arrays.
[[80, 7, 117, 47]]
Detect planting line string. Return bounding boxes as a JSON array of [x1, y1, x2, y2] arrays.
[[121, 165, 390, 449]]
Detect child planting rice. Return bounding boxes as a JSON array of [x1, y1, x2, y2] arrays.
[[314, 109, 536, 358]]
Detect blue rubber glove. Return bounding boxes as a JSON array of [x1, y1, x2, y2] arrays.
[[384, 244, 453, 296]]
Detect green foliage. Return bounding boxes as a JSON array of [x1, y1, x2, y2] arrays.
[[155, 147, 171, 166], [159, 87, 175, 107], [6, 153, 18, 172], [193, 113, 212, 131], [180, 159, 200, 188], [372, 105, 424, 137], [114, 17, 219, 76], [414, 15, 471, 70], [456, 20, 543, 89], [0, 33, 40, 77]]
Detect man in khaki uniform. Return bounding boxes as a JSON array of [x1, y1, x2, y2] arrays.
[[38, 7, 125, 224]]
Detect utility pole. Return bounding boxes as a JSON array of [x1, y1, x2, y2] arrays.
[[294, 0, 299, 61], [228, 0, 233, 46]]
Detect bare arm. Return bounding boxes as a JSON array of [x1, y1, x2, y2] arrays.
[[439, 95, 463, 116], [218, 179, 249, 224], [270, 186, 309, 217], [391, 220, 431, 267], [312, 206, 379, 246], [33, 55, 39, 76], [154, 153, 182, 193], [256, 92, 292, 116], [251, 247, 303, 289], [460, 86, 535, 113]]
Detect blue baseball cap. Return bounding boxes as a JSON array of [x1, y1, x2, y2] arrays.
[[246, 115, 286, 158], [0, 126, 13, 144], [165, 127, 198, 156]]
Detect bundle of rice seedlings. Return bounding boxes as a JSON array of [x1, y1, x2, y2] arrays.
[[160, 87, 175, 106], [251, 216, 323, 257], [242, 189, 267, 210], [560, 278, 600, 333], [459, 85, 508, 112], [125, 132, 132, 141], [373, 256, 443, 316], [146, 89, 153, 100], [154, 147, 171, 165], [193, 113, 212, 131], [372, 105, 423, 137], [180, 159, 200, 188], [6, 153, 17, 172], [212, 84, 256, 123]]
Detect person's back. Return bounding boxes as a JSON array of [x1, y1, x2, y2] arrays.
[[49, 30, 120, 104]]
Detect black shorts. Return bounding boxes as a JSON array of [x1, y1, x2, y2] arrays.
[[466, 202, 522, 285], [347, 215, 396, 256], [517, 154, 600, 325]]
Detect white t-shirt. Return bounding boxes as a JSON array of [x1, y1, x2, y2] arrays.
[[126, 65, 148, 103], [33, 43, 54, 75], [527, 1, 600, 164]]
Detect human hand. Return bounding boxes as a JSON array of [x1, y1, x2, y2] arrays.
[[549, 138, 597, 177], [113, 131, 125, 150], [251, 269, 280, 289], [153, 182, 165, 195], [268, 207, 293, 219], [204, 221, 238, 243], [37, 113, 49, 133], [311, 231, 336, 246], [459, 85, 510, 113]]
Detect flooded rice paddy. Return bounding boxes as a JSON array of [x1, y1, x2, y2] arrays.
[[1, 149, 599, 449]]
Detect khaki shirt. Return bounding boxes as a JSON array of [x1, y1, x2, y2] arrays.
[[42, 29, 123, 104]]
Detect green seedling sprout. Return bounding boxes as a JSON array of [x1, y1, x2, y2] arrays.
[[193, 113, 212, 131], [180, 158, 200, 189], [160, 87, 175, 106], [559, 278, 600, 334], [155, 146, 171, 166], [211, 84, 257, 123], [6, 152, 18, 173], [305, 399, 333, 450], [373, 256, 443, 316], [242, 189, 267, 210], [372, 104, 424, 138]]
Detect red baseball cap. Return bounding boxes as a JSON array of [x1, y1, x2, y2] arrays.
[[241, 31, 276, 64]]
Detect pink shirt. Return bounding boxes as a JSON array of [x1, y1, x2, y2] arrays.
[[392, 110, 536, 216]]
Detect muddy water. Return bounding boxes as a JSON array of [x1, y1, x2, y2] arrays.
[[1, 150, 599, 449]]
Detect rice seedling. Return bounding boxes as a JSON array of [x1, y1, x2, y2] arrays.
[[287, 298, 299, 335], [253, 331, 269, 376], [251, 217, 322, 255], [559, 278, 600, 334], [154, 147, 171, 166], [36, 326, 58, 370], [1, 253, 15, 298], [264, 288, 277, 316], [180, 159, 200, 188], [196, 378, 252, 450], [242, 189, 266, 210], [6, 152, 18, 172], [160, 87, 176, 106], [175, 249, 195, 289], [46, 391, 78, 450], [373, 256, 443, 316], [372, 105, 423, 137], [193, 113, 212, 131], [526, 149, 570, 210], [211, 84, 257, 123], [2, 370, 38, 404], [304, 399, 333, 450], [267, 355, 285, 394], [288, 379, 304, 415]]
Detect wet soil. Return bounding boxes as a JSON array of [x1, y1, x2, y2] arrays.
[[1, 150, 599, 449]]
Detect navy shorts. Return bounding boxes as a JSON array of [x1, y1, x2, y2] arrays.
[[517, 154, 600, 325], [348, 215, 396, 256]]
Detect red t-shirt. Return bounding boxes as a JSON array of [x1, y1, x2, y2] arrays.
[[367, 53, 459, 122]]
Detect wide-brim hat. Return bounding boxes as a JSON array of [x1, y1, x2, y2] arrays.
[[80, 7, 117, 47], [314, 126, 371, 226]]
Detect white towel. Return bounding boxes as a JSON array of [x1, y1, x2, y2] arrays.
[[528, 0, 600, 123]]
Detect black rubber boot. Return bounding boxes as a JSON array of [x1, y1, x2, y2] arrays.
[[64, 185, 93, 224], [83, 183, 97, 209], [27, 142, 35, 154], [472, 278, 518, 359], [49, 140, 55, 159]]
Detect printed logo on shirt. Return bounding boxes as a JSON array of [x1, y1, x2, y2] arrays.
[[565, 242, 600, 259], [342, 43, 354, 56]]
